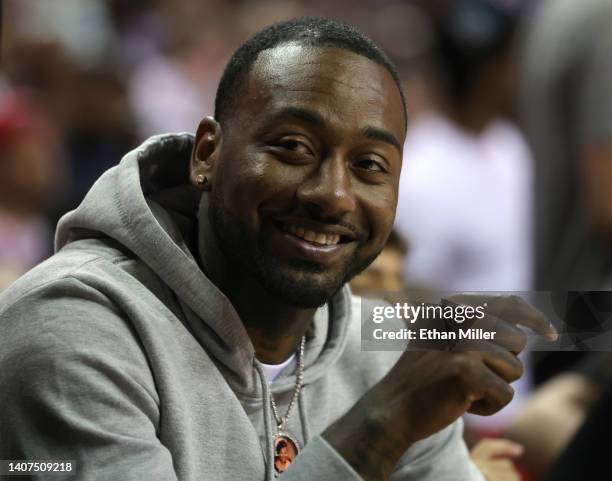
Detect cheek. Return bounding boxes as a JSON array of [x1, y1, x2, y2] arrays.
[[217, 152, 304, 226], [359, 187, 397, 244]]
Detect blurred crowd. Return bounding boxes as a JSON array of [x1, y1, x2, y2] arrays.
[[2, 0, 612, 480]]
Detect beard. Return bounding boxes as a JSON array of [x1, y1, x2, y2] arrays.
[[208, 188, 379, 308]]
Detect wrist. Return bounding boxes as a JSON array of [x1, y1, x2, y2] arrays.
[[323, 399, 412, 481]]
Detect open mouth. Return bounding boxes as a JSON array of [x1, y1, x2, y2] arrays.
[[270, 218, 358, 263], [278, 222, 353, 246]]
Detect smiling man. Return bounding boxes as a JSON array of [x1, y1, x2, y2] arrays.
[[0, 17, 552, 481]]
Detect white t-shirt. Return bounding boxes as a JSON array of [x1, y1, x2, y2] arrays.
[[395, 113, 533, 292], [259, 354, 296, 384]]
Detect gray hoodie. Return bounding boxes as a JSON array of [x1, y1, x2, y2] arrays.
[[0, 133, 483, 481]]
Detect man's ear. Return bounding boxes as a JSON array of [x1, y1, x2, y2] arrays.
[[190, 116, 222, 191]]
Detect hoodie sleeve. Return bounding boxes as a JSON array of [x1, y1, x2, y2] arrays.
[[0, 279, 178, 481], [277, 420, 483, 481], [389, 419, 485, 481]]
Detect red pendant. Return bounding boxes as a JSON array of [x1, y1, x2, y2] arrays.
[[273, 432, 300, 474]]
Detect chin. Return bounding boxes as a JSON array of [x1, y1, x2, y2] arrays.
[[278, 289, 334, 309], [260, 264, 347, 308], [258, 246, 382, 308]]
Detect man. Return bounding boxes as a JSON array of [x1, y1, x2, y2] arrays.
[[395, 0, 532, 293], [519, 0, 612, 382], [523, 0, 612, 291], [0, 17, 554, 480]]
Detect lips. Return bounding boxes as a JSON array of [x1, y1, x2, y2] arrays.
[[285, 224, 340, 246]]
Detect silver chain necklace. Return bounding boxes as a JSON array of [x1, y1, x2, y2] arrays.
[[269, 335, 305, 475]]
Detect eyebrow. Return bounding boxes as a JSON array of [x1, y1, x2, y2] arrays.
[[270, 106, 325, 127], [361, 126, 402, 153]]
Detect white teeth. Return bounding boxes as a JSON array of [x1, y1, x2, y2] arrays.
[[287, 224, 341, 246], [314, 233, 327, 245]]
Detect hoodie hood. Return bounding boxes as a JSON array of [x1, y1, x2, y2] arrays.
[[55, 133, 353, 397]]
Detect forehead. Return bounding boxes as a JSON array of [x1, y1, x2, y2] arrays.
[[236, 44, 406, 137]]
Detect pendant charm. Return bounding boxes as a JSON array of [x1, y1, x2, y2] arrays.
[[273, 432, 300, 475]]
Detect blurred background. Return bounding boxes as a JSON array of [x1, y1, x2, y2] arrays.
[[2, 0, 612, 480]]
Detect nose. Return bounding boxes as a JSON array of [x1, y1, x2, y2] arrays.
[[296, 154, 357, 219]]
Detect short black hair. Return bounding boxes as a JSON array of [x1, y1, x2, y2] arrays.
[[214, 17, 407, 125], [432, 0, 521, 103]]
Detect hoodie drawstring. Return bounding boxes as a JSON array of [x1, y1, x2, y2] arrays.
[[255, 362, 275, 481]]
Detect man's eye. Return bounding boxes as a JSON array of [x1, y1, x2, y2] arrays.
[[276, 139, 314, 156], [356, 158, 386, 173]]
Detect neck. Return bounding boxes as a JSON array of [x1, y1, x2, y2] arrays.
[[197, 195, 315, 364], [443, 74, 504, 134], [230, 285, 314, 364], [446, 95, 496, 134]]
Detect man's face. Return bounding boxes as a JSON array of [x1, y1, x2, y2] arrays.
[[278, 447, 289, 462], [208, 44, 406, 307]]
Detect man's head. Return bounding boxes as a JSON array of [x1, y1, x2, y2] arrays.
[[277, 442, 289, 462], [278, 447, 289, 461], [432, 0, 522, 117], [191, 17, 407, 308]]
